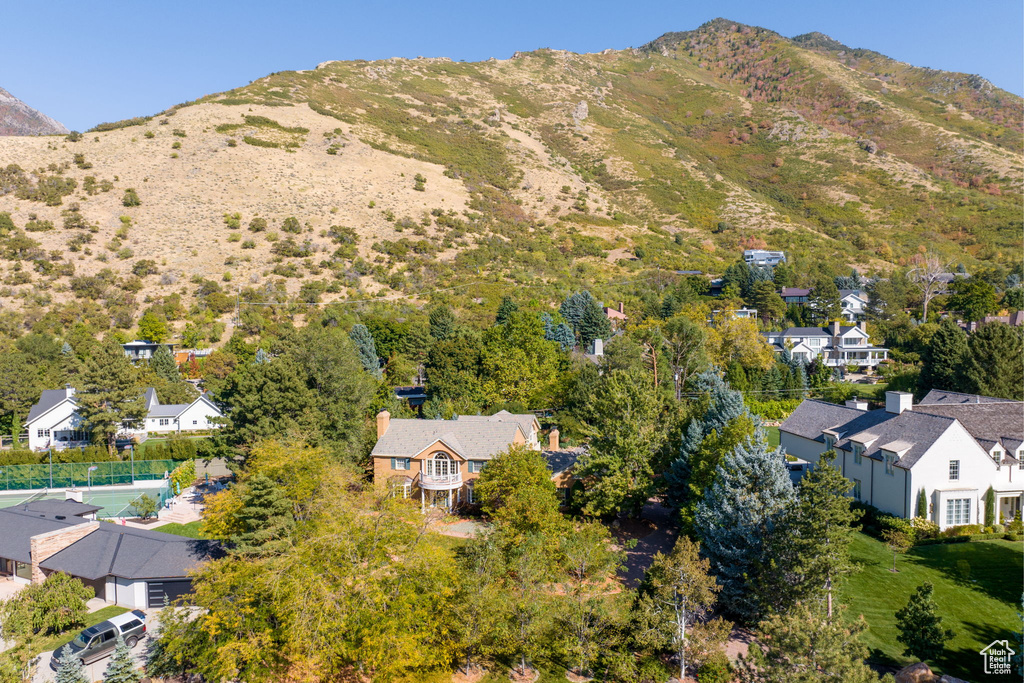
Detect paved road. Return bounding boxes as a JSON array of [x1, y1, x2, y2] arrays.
[[33, 611, 160, 683]]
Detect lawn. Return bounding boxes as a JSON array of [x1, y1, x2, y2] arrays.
[[766, 425, 780, 449], [156, 520, 206, 538], [135, 435, 213, 455], [35, 605, 128, 655], [840, 532, 1021, 680]]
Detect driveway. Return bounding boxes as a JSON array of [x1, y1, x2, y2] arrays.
[[614, 499, 679, 587], [33, 610, 160, 682]]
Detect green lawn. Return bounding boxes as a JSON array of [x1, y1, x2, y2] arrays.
[[35, 605, 129, 655], [840, 532, 1021, 680], [135, 435, 213, 454], [156, 520, 206, 538], [766, 426, 780, 449]]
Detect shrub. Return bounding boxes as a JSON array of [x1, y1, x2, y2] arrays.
[[696, 651, 732, 683], [909, 517, 939, 540], [241, 240, 256, 249], [132, 259, 159, 277], [248, 217, 267, 232], [223, 212, 241, 229], [281, 216, 301, 234], [122, 188, 141, 207], [227, 233, 241, 243], [133, 493, 159, 520]]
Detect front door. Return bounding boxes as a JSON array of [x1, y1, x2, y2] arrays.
[[432, 490, 450, 509]]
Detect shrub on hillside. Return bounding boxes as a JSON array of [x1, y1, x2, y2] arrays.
[[122, 188, 141, 207]]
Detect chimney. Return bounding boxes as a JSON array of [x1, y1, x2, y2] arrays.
[[376, 410, 391, 439], [65, 384, 75, 398], [65, 490, 83, 503], [885, 391, 913, 415], [845, 399, 869, 411], [593, 338, 604, 356], [618, 301, 624, 314], [548, 429, 560, 451], [858, 320, 867, 333], [831, 321, 841, 336]]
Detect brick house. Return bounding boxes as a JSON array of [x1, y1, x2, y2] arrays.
[[371, 410, 544, 512]]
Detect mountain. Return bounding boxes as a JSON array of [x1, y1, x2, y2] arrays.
[[0, 19, 1019, 327], [0, 87, 68, 136]]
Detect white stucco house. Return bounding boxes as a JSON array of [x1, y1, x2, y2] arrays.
[[839, 289, 869, 322], [24, 386, 223, 451], [763, 321, 889, 369], [780, 390, 1024, 529]]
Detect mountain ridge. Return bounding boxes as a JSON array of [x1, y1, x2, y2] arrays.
[[0, 87, 68, 136]]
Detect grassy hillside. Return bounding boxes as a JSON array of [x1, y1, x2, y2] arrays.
[[0, 18, 1019, 336]]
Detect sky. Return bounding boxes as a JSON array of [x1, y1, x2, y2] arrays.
[[2, 0, 1021, 132]]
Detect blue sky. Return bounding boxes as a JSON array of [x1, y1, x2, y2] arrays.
[[3, 0, 1021, 131]]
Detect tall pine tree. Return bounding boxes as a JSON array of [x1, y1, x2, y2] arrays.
[[495, 296, 519, 325], [693, 430, 794, 622], [349, 324, 383, 379], [964, 322, 1024, 400], [102, 634, 142, 683], [77, 342, 147, 455], [918, 318, 968, 394], [54, 643, 88, 683]]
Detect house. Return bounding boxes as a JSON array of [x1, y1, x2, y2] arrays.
[[763, 321, 889, 369], [0, 499, 220, 607], [121, 340, 175, 361], [371, 410, 543, 511], [839, 289, 869, 322], [603, 302, 628, 329], [25, 386, 223, 451], [743, 250, 786, 267], [394, 386, 428, 408], [779, 391, 1024, 529], [780, 287, 812, 305]]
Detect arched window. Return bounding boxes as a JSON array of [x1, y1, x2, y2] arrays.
[[424, 452, 460, 478]]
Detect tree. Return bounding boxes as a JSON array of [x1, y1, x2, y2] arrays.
[[738, 602, 878, 683], [495, 296, 519, 325], [749, 281, 786, 325], [947, 277, 999, 323], [429, 305, 456, 341], [705, 317, 775, 372], [985, 486, 996, 527], [132, 493, 158, 520], [895, 582, 954, 663], [916, 488, 928, 519], [918, 318, 968, 394], [908, 253, 949, 322], [229, 474, 295, 556], [635, 536, 728, 680], [102, 634, 142, 683], [77, 342, 147, 455], [474, 444, 566, 542], [0, 352, 41, 444], [424, 333, 484, 409], [479, 312, 562, 406], [121, 188, 141, 207], [574, 369, 662, 518], [349, 323, 382, 379], [137, 310, 168, 343], [809, 277, 842, 323], [560, 291, 611, 349], [0, 571, 91, 639], [662, 315, 707, 399], [963, 322, 1023, 400], [882, 529, 913, 573], [1005, 286, 1024, 311], [758, 452, 859, 617], [149, 345, 178, 383], [54, 643, 88, 683], [693, 432, 794, 621]]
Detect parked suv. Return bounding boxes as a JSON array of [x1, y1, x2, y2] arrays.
[[50, 610, 147, 668]]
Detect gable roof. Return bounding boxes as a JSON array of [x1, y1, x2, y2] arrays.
[[918, 389, 1016, 405], [25, 388, 76, 425], [371, 415, 526, 460], [0, 507, 80, 563], [457, 410, 538, 435], [914, 401, 1024, 456], [839, 289, 867, 299]]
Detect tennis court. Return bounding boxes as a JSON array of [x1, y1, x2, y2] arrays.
[[0, 479, 172, 518]]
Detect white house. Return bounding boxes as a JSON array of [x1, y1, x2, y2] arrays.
[[763, 321, 889, 369], [121, 340, 175, 361], [743, 249, 786, 267], [780, 390, 1024, 529], [25, 387, 223, 451], [839, 289, 869, 322]]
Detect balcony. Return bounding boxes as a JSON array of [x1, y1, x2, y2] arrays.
[[419, 472, 463, 490]]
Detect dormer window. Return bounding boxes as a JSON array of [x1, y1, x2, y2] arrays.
[[852, 444, 863, 465]]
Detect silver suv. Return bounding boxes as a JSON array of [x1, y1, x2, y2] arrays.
[[50, 610, 147, 668]]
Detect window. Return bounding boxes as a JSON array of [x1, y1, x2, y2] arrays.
[[158, 418, 170, 427], [852, 444, 863, 465], [390, 481, 411, 499], [852, 479, 862, 500], [466, 485, 475, 504], [949, 460, 959, 481], [390, 458, 410, 471], [884, 453, 894, 475], [945, 498, 971, 527], [823, 435, 834, 450], [468, 460, 486, 473], [36, 429, 50, 439]]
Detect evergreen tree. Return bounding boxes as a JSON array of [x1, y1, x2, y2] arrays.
[[429, 305, 456, 341], [102, 634, 142, 683], [964, 322, 1023, 400], [749, 281, 786, 324], [809, 277, 842, 323], [560, 291, 610, 348], [916, 488, 928, 519], [495, 296, 519, 325], [77, 342, 147, 455], [985, 486, 996, 527], [54, 643, 88, 683], [149, 344, 180, 383], [918, 318, 968, 394], [757, 452, 859, 617], [549, 322, 576, 350], [349, 324, 382, 379], [738, 603, 878, 683], [693, 431, 794, 621], [0, 352, 41, 444], [230, 473, 295, 556], [895, 582, 954, 663]]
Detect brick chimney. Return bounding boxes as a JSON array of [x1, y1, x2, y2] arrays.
[[618, 302, 624, 314], [29, 522, 98, 583], [831, 321, 841, 335], [858, 320, 867, 333], [548, 429, 560, 451], [376, 410, 391, 439]]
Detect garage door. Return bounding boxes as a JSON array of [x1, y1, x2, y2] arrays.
[[146, 579, 192, 608]]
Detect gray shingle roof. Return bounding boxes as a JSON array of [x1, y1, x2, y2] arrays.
[[914, 401, 1024, 452], [19, 499, 102, 518], [26, 389, 75, 424], [371, 416, 525, 460], [457, 410, 537, 436], [918, 389, 1016, 405], [0, 508, 78, 563], [40, 525, 221, 580]]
